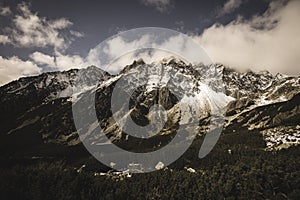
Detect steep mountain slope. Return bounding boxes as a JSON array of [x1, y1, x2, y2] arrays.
[[0, 59, 299, 158], [0, 66, 111, 152], [226, 93, 300, 150]]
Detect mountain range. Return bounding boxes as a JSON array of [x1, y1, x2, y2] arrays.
[[0, 58, 300, 165]]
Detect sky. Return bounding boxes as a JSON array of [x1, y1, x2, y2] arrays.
[[0, 0, 299, 85]]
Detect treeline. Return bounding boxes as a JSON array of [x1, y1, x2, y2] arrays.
[[0, 131, 299, 199]]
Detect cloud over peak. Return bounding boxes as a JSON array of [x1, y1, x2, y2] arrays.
[[30, 51, 85, 71], [196, 0, 300, 75], [0, 56, 41, 86]]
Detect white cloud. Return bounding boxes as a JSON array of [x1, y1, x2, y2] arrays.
[[87, 31, 211, 73], [86, 34, 153, 72], [1, 2, 83, 50], [54, 53, 85, 71], [0, 3, 87, 85], [70, 30, 84, 38], [196, 0, 300, 75], [105, 49, 179, 73], [0, 49, 86, 86], [0, 2, 86, 85], [30, 52, 56, 66], [140, 0, 173, 13], [103, 35, 152, 59], [30, 51, 85, 71], [49, 18, 73, 29], [218, 0, 242, 17], [86, 48, 102, 67], [0, 56, 41, 85], [86, 34, 174, 72], [0, 35, 10, 44], [86, 1, 300, 76], [0, 6, 12, 16]]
